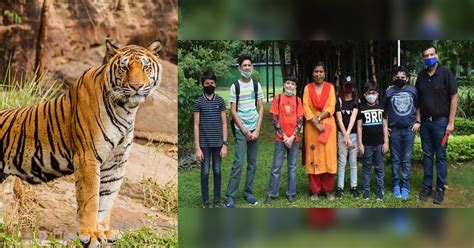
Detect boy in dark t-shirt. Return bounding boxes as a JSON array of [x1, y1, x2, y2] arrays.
[[384, 66, 419, 200], [194, 71, 228, 208], [357, 82, 389, 201]]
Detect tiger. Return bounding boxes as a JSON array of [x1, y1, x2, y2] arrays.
[[0, 39, 163, 247]]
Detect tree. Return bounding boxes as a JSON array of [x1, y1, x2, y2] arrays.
[[35, 0, 52, 75]]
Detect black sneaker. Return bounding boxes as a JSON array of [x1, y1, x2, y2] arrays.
[[433, 188, 444, 204], [363, 190, 370, 200], [376, 190, 384, 201], [287, 195, 296, 203], [224, 197, 235, 208], [335, 187, 343, 198], [264, 196, 272, 205], [351, 187, 360, 199], [419, 187, 432, 201], [213, 201, 224, 208], [244, 195, 259, 205], [202, 201, 211, 208]]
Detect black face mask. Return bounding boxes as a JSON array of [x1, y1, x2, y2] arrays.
[[394, 79, 407, 88], [203, 85, 215, 94]]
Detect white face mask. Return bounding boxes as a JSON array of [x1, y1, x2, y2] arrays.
[[365, 93, 378, 104], [284, 88, 295, 96], [241, 69, 253, 79]]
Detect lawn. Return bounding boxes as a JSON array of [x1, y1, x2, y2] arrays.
[[179, 103, 474, 208]]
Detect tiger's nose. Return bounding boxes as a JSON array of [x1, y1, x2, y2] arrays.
[[129, 83, 144, 91]]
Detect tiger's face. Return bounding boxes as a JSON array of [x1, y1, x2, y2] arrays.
[[105, 40, 163, 107]]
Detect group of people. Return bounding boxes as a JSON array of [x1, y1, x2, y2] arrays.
[[193, 44, 457, 208]]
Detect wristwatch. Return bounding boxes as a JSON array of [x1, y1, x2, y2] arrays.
[[223, 141, 229, 146], [317, 116, 321, 123]]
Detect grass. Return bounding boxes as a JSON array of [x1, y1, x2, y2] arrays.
[[179, 102, 474, 208], [0, 64, 62, 110], [0, 227, 178, 247]]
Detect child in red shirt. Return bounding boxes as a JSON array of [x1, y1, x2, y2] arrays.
[[264, 75, 304, 205]]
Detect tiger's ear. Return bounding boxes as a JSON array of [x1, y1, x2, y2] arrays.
[[104, 38, 119, 64], [148, 40, 162, 57]]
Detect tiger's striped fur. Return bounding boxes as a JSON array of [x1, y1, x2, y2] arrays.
[[0, 39, 162, 246]]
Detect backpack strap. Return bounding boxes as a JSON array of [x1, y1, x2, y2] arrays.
[[234, 80, 240, 111], [253, 80, 258, 108]]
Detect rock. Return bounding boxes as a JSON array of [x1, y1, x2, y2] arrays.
[[134, 60, 177, 144]]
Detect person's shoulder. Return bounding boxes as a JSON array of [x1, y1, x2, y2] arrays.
[[215, 95, 225, 101]]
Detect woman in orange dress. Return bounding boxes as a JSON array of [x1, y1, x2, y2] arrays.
[[303, 61, 337, 201]]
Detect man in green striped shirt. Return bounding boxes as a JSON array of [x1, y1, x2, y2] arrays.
[[224, 54, 264, 208]]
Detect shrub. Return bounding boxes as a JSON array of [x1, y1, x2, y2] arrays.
[[386, 135, 474, 163], [457, 87, 474, 120], [454, 117, 474, 135], [178, 67, 201, 161]]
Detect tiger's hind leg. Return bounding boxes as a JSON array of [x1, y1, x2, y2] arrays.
[[97, 161, 126, 243]]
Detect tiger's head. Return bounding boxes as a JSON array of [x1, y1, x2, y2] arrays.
[[104, 39, 163, 108]]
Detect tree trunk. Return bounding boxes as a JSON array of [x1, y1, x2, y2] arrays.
[[370, 40, 377, 85], [278, 41, 287, 84], [35, 0, 51, 76]]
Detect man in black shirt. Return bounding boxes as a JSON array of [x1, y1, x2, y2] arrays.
[[415, 43, 458, 204]]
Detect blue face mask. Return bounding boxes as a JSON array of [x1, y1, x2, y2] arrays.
[[424, 57, 437, 68], [241, 70, 252, 79]]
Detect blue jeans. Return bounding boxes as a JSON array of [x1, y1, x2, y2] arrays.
[[389, 127, 415, 190], [201, 147, 222, 204], [420, 117, 448, 190], [337, 132, 358, 189], [226, 129, 259, 199], [267, 141, 299, 197], [362, 144, 384, 193]]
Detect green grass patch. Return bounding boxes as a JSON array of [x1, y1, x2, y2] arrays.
[[1, 63, 61, 109], [179, 103, 474, 208]]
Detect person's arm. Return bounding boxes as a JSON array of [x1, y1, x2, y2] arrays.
[[357, 119, 364, 155], [383, 118, 389, 153], [251, 98, 264, 140], [194, 112, 203, 161], [220, 111, 228, 158], [446, 93, 458, 134], [346, 108, 358, 134], [230, 102, 249, 138], [412, 108, 421, 132], [319, 85, 336, 121], [272, 114, 284, 138]]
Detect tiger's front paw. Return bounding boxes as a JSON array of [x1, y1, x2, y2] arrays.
[[78, 228, 107, 248], [104, 229, 120, 243]]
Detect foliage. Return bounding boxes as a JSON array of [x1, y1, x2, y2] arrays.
[[457, 87, 474, 120], [407, 135, 474, 163], [141, 178, 178, 216], [454, 117, 474, 135], [178, 67, 201, 159], [178, 40, 235, 81], [116, 227, 178, 247], [1, 63, 61, 109], [3, 10, 22, 24]]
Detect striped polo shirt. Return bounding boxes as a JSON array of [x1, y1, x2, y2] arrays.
[[193, 94, 226, 148], [229, 79, 264, 131]]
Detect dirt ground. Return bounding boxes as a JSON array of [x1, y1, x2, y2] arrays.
[[1, 141, 177, 241]]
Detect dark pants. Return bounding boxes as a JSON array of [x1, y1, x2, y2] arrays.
[[420, 117, 448, 190], [201, 147, 222, 204], [362, 144, 384, 193], [389, 127, 415, 190]]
